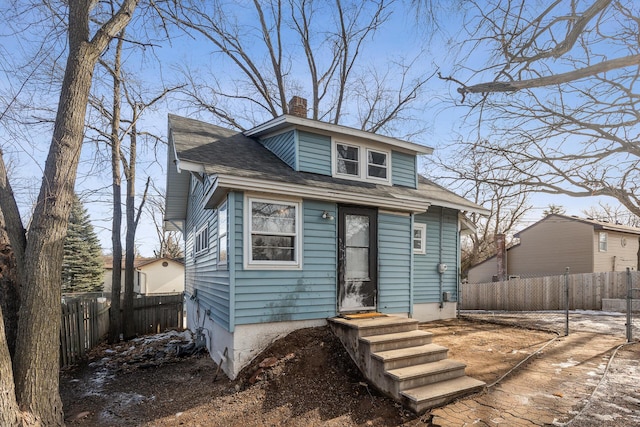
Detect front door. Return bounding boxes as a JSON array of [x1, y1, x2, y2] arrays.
[[338, 206, 378, 312]]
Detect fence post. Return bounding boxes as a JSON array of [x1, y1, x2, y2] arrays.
[[627, 267, 632, 343], [565, 267, 570, 336]]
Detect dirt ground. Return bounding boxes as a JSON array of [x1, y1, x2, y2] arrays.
[[60, 318, 564, 426]]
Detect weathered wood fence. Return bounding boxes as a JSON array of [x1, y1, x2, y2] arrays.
[[461, 271, 639, 311], [60, 293, 184, 368], [60, 298, 110, 367], [129, 294, 184, 335]]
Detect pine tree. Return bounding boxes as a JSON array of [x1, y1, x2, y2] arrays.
[[62, 195, 104, 293]]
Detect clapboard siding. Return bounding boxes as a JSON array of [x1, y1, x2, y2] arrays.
[[391, 151, 417, 188], [298, 130, 332, 175], [184, 176, 231, 329], [260, 131, 296, 169], [413, 207, 459, 302], [378, 212, 411, 313], [233, 199, 337, 325]]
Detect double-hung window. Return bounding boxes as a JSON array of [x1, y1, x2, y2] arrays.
[[246, 197, 301, 269], [413, 223, 426, 255], [599, 232, 608, 252], [218, 200, 228, 266], [336, 143, 360, 177], [333, 140, 390, 184], [367, 149, 388, 180]]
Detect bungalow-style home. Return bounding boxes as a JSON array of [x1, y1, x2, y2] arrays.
[[468, 214, 640, 283], [164, 97, 488, 380], [103, 257, 185, 295]]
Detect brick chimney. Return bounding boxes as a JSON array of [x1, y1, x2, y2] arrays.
[[288, 96, 307, 118]]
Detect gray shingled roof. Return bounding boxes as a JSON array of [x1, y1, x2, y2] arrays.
[[167, 114, 487, 215]]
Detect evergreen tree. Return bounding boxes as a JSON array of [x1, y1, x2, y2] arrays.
[[62, 195, 104, 292]]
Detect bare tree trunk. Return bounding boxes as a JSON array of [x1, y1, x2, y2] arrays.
[[0, 2, 139, 424], [108, 32, 125, 344], [0, 299, 20, 426], [0, 214, 18, 360], [122, 104, 137, 339]]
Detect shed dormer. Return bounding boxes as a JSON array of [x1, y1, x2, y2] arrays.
[[244, 98, 432, 189]]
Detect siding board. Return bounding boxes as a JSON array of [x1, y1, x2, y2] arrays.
[[378, 212, 411, 313], [391, 151, 417, 188], [260, 131, 296, 169], [298, 131, 332, 175], [184, 176, 231, 329], [233, 199, 337, 325]]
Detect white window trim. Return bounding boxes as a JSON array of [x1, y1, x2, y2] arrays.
[[243, 195, 302, 270], [599, 231, 608, 252], [194, 223, 209, 256], [217, 200, 228, 268], [366, 148, 390, 182], [413, 223, 426, 255], [331, 139, 391, 185]]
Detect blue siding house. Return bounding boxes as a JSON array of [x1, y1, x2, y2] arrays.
[[165, 97, 487, 379]]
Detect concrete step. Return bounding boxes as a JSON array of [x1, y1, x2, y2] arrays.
[[372, 343, 449, 370], [330, 316, 419, 337], [387, 359, 467, 393], [360, 330, 433, 353], [401, 376, 486, 414]]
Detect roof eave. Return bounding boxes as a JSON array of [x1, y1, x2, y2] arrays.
[[244, 115, 433, 155]]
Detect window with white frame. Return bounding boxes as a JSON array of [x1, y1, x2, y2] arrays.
[[599, 232, 608, 252], [413, 223, 426, 254], [333, 140, 391, 184], [218, 200, 228, 265], [194, 223, 209, 255], [336, 143, 359, 176], [367, 149, 388, 180], [246, 197, 301, 268]]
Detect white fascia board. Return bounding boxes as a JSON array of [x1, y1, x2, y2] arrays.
[[244, 115, 433, 155], [427, 200, 490, 216], [175, 158, 206, 173], [215, 175, 430, 213]]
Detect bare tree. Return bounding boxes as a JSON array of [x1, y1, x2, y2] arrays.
[[157, 0, 431, 134], [0, 1, 138, 424], [583, 202, 640, 227], [439, 0, 640, 217], [146, 183, 184, 259], [427, 144, 531, 275]]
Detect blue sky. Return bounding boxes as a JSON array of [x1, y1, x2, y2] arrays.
[[0, 1, 622, 256]]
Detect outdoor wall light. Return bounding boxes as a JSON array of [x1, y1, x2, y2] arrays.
[[321, 211, 335, 220]]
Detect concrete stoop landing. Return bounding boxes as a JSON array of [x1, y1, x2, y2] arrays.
[[329, 315, 485, 414]]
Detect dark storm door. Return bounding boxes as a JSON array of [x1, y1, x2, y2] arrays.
[[338, 206, 378, 312]]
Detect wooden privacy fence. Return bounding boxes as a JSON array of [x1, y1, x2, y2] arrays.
[[60, 298, 110, 368], [60, 293, 184, 368], [127, 294, 184, 335], [461, 271, 640, 311]]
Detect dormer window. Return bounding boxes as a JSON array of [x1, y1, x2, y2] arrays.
[[333, 140, 391, 184], [367, 149, 388, 180], [336, 143, 359, 176]]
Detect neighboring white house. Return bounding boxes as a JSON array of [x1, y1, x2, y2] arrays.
[[103, 257, 185, 295]]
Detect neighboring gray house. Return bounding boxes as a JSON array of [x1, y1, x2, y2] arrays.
[[468, 214, 640, 283], [164, 98, 487, 379]]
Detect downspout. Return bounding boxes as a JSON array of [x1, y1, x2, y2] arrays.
[[409, 214, 414, 318], [456, 218, 461, 318], [228, 192, 236, 333], [439, 208, 444, 309]]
